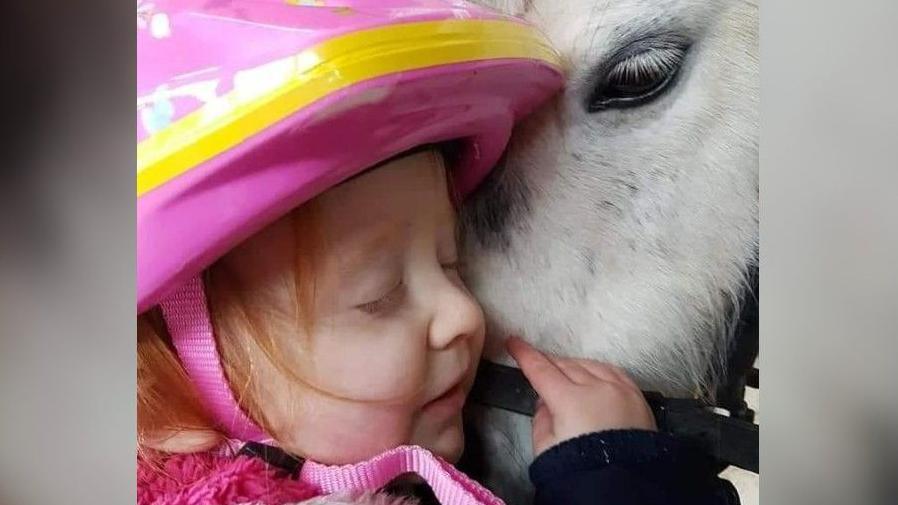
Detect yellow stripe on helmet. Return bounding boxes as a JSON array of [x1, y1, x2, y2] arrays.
[[137, 19, 561, 197]]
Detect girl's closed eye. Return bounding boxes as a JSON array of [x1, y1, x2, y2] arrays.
[[356, 281, 406, 315], [441, 259, 461, 271], [442, 258, 467, 280]]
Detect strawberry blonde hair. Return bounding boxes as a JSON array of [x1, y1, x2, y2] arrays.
[[137, 203, 322, 455]]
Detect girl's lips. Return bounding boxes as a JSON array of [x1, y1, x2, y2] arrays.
[[421, 381, 466, 416]]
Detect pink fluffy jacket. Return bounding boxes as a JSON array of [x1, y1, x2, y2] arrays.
[[138, 452, 417, 505]]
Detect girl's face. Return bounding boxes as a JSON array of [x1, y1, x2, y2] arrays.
[[220, 151, 485, 464]]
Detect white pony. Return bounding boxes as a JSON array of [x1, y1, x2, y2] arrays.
[[461, 0, 759, 502]]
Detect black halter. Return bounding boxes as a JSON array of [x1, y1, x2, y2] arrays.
[[467, 266, 759, 473]]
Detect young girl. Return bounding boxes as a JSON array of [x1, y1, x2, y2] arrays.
[[138, 149, 503, 502], [137, 2, 738, 504]]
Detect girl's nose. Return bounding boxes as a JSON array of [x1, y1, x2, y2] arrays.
[[427, 276, 485, 350]]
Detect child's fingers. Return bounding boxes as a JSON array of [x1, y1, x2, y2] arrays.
[[558, 357, 622, 385], [506, 337, 571, 405], [575, 359, 641, 391], [605, 363, 642, 392], [531, 401, 553, 454], [548, 355, 595, 385]]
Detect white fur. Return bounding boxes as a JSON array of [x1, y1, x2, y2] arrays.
[[461, 0, 758, 502]]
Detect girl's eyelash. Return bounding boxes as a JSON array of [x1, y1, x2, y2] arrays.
[[442, 261, 459, 271], [442, 259, 463, 271], [357, 282, 405, 315], [356, 261, 460, 315]]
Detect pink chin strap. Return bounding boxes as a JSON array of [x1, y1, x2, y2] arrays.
[[158, 275, 504, 505], [158, 275, 267, 442], [300, 445, 504, 504]]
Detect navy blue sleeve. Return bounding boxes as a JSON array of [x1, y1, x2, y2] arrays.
[[529, 430, 740, 505]]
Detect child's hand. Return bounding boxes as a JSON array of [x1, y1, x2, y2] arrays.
[[507, 336, 657, 457]]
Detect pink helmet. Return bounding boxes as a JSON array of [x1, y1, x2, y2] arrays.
[[138, 0, 563, 312], [137, 0, 562, 443]]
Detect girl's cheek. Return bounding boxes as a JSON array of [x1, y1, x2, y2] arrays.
[[283, 391, 417, 464], [306, 322, 428, 402]]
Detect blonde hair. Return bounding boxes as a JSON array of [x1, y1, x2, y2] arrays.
[[137, 202, 322, 456]]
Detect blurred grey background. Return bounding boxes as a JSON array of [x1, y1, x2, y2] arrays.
[[0, 1, 896, 504], [0, 2, 135, 504]]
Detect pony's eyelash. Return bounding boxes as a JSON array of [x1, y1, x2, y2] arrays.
[[607, 46, 685, 85]]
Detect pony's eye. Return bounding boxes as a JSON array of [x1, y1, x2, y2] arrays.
[[588, 40, 688, 112]]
